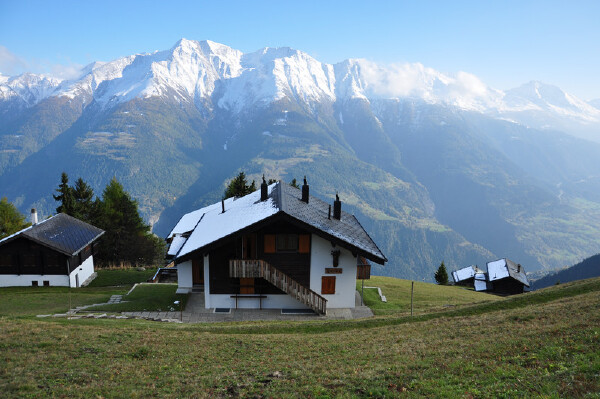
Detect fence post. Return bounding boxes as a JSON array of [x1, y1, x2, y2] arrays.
[[411, 281, 414, 317]]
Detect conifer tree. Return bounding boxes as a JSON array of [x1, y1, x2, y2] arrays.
[[434, 261, 449, 285], [224, 172, 256, 199], [95, 177, 164, 265], [53, 172, 75, 215], [0, 197, 30, 239], [72, 177, 97, 223]]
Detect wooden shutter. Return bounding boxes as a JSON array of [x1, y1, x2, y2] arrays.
[[264, 234, 276, 253], [321, 276, 336, 295], [298, 234, 310, 253]]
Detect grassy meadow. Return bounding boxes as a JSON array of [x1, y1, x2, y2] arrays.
[[1, 274, 599, 397]]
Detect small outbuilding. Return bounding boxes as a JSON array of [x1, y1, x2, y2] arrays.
[[0, 211, 104, 288]]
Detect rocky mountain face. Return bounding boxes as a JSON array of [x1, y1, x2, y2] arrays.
[[1, 39, 599, 280]]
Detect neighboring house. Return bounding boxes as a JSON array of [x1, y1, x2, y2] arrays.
[[0, 210, 104, 288], [166, 179, 386, 314], [451, 259, 528, 294], [486, 258, 530, 294], [451, 265, 484, 287]]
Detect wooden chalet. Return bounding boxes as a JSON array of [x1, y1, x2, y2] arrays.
[[166, 179, 386, 314], [486, 258, 530, 294], [0, 211, 104, 288]]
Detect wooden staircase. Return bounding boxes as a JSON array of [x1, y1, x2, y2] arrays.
[[229, 259, 327, 314]]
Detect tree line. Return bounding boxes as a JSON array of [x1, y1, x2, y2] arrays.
[[52, 173, 165, 266]]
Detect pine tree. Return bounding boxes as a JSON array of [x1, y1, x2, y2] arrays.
[[72, 177, 97, 223], [434, 261, 449, 285], [289, 178, 299, 188], [224, 172, 256, 199], [53, 172, 75, 215], [0, 197, 30, 239], [95, 177, 164, 265]]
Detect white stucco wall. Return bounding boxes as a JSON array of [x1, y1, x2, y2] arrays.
[[176, 260, 193, 294], [0, 273, 69, 287], [208, 294, 309, 309], [69, 255, 95, 287], [0, 255, 96, 288], [309, 234, 357, 308]]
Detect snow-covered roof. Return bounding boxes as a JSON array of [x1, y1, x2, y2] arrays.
[[168, 181, 386, 264], [487, 258, 530, 287], [452, 265, 477, 282]]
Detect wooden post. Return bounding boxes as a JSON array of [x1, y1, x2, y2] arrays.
[[361, 279, 364, 306], [411, 281, 414, 317]]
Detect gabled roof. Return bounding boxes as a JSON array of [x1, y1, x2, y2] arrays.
[[170, 181, 387, 264], [0, 213, 104, 256], [487, 258, 530, 287]]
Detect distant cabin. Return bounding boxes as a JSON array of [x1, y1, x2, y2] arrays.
[[166, 179, 386, 314], [451, 258, 529, 294], [487, 258, 530, 294], [0, 211, 104, 288]]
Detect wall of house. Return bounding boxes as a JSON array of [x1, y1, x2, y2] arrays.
[[176, 260, 193, 294], [0, 273, 69, 287], [309, 234, 357, 308], [68, 255, 95, 288]]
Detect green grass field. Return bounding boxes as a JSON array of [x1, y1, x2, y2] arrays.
[[357, 276, 499, 315], [1, 275, 599, 397]]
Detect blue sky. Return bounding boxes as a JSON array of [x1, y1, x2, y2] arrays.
[[1, 0, 598, 99]]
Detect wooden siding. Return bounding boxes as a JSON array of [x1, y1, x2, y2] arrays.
[[207, 221, 312, 295], [229, 259, 327, 314], [0, 237, 70, 275]]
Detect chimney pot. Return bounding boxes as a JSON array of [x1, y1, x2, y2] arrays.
[[301, 176, 309, 203], [333, 193, 341, 220], [221, 199, 225, 213], [328, 205, 331, 220], [31, 208, 38, 225], [260, 175, 268, 201]]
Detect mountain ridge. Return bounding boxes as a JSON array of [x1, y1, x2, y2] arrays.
[[1, 38, 600, 280]]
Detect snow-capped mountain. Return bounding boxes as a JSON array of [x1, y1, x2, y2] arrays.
[[1, 38, 598, 141], [2, 39, 600, 281]]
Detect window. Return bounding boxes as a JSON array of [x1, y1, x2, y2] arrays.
[[43, 281, 50, 287], [321, 276, 336, 295], [31, 281, 38, 287], [276, 234, 298, 252]]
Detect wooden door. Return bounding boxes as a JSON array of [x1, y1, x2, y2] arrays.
[[240, 278, 255, 294], [192, 258, 204, 285]]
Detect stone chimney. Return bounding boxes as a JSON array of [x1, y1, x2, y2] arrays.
[[301, 176, 309, 203], [31, 208, 38, 225], [333, 193, 341, 220], [261, 175, 268, 201]]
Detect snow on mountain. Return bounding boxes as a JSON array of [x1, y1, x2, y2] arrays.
[[0, 73, 62, 105], [500, 81, 600, 122], [1, 39, 598, 139], [218, 46, 335, 112]]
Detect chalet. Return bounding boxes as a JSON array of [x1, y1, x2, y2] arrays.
[[451, 265, 482, 286], [166, 179, 386, 314], [0, 210, 104, 288], [486, 258, 530, 294]]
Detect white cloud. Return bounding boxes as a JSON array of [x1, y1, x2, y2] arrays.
[[0, 46, 28, 75], [0, 45, 83, 79]]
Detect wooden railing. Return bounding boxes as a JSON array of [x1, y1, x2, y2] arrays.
[[229, 259, 327, 315]]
